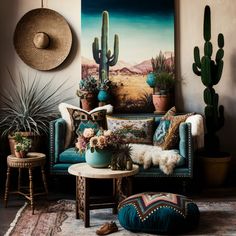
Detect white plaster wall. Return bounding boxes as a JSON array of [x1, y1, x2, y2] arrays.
[[0, 0, 81, 105], [177, 0, 236, 162]]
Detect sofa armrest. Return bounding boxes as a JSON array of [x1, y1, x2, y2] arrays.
[[49, 118, 67, 166], [179, 122, 193, 177]]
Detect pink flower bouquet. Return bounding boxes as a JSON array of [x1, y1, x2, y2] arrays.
[[75, 128, 122, 153]]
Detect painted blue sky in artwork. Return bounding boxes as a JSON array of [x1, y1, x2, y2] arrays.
[[82, 0, 174, 64]]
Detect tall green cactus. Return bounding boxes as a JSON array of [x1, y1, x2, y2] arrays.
[[92, 11, 119, 84], [192, 5, 225, 152]]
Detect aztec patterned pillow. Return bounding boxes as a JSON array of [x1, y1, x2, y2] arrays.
[[153, 119, 171, 145], [67, 108, 107, 144], [162, 106, 176, 119], [118, 192, 199, 234], [106, 116, 154, 144], [59, 103, 113, 148], [153, 107, 193, 150]]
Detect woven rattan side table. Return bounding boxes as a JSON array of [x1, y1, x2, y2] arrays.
[[4, 152, 48, 214]]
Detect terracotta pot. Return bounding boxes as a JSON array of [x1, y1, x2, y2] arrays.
[[8, 132, 41, 155], [201, 154, 231, 187], [80, 92, 96, 111], [15, 150, 27, 158], [152, 94, 170, 114]]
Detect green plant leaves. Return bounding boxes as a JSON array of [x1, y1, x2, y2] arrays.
[[0, 70, 72, 136]]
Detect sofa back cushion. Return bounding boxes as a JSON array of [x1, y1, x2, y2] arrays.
[[106, 115, 154, 144]]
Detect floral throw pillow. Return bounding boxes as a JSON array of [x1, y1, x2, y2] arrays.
[[106, 116, 154, 144]]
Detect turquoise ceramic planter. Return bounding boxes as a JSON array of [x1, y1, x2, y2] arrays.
[[146, 72, 156, 88], [85, 148, 112, 168], [97, 90, 110, 102]]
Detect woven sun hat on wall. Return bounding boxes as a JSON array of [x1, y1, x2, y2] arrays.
[[14, 8, 72, 71]]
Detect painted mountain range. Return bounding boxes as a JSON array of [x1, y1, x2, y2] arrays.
[[82, 51, 174, 75]]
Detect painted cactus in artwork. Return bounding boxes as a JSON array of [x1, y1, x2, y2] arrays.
[[92, 11, 119, 84], [192, 5, 225, 152]]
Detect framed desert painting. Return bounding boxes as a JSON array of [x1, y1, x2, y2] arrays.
[[82, 0, 175, 113]]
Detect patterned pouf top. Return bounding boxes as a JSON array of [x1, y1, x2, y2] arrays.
[[118, 192, 194, 221], [118, 192, 199, 234]]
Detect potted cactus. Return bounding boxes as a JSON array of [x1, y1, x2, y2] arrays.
[[192, 5, 231, 186]]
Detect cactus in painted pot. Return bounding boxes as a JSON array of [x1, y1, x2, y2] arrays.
[[192, 5, 225, 152], [92, 11, 119, 84]]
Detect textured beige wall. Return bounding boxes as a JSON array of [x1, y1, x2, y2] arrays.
[[0, 0, 236, 162], [0, 0, 81, 105], [177, 0, 236, 163]]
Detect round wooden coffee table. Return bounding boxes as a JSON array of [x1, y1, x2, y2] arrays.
[[68, 163, 139, 227], [4, 152, 48, 214]]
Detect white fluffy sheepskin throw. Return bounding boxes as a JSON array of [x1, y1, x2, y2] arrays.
[[130, 144, 181, 175], [186, 114, 204, 150]]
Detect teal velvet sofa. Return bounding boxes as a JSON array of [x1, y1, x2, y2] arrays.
[[49, 115, 194, 183]]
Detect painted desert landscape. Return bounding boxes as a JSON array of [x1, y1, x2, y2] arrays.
[[82, 52, 174, 113], [82, 0, 175, 113]]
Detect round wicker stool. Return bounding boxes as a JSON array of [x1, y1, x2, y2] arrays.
[[4, 152, 48, 214]]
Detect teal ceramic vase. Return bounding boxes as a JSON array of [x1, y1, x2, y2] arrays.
[[97, 89, 110, 102], [85, 148, 112, 168], [146, 72, 156, 88]]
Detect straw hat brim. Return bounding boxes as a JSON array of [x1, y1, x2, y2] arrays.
[[14, 8, 72, 71]]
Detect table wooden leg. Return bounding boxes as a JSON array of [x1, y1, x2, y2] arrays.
[[77, 176, 90, 227], [84, 177, 90, 228], [77, 176, 84, 220], [126, 177, 133, 196], [29, 168, 34, 214], [112, 179, 118, 214], [4, 167, 11, 208], [41, 166, 48, 195], [76, 176, 79, 219], [116, 178, 126, 201], [113, 177, 133, 212]]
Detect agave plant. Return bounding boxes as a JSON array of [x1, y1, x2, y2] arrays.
[[0, 70, 72, 136]]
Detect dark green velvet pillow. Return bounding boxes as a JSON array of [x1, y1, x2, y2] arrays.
[[118, 192, 199, 234]]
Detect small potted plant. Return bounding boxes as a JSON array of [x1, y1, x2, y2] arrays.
[[146, 51, 175, 114], [0, 70, 71, 154], [76, 75, 98, 111], [110, 144, 133, 170], [13, 133, 32, 158], [152, 72, 175, 113]]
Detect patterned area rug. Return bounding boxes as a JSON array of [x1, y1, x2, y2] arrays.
[[4, 199, 236, 236]]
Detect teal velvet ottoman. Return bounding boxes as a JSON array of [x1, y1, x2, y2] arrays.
[[118, 192, 199, 234]]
